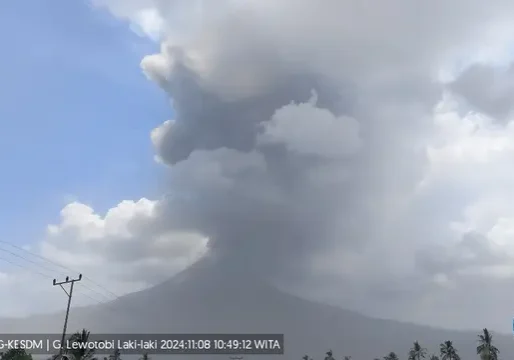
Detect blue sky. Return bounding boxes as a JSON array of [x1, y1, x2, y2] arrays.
[[0, 0, 168, 245]]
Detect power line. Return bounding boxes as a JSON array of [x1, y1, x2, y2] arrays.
[[76, 283, 115, 303], [0, 245, 112, 301], [54, 274, 82, 360], [0, 256, 105, 303], [0, 251, 139, 319], [0, 247, 63, 277], [0, 255, 54, 279], [0, 241, 121, 300], [75, 286, 111, 304], [0, 258, 130, 322], [0, 238, 160, 320]]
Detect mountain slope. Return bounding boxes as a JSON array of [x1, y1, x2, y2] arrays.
[[3, 256, 513, 360]]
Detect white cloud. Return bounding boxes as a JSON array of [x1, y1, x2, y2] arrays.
[[129, 7, 164, 40], [91, 0, 165, 40], [259, 92, 361, 158], [42, 198, 208, 281], [150, 119, 173, 163], [421, 92, 514, 190], [0, 198, 208, 317]]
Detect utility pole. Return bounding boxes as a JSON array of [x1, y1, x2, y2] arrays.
[[53, 274, 82, 360]]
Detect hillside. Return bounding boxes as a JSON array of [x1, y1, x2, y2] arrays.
[[2, 256, 512, 360]]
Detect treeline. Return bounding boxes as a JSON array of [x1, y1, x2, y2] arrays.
[[0, 327, 502, 360], [304, 328, 499, 360], [0, 329, 149, 360]]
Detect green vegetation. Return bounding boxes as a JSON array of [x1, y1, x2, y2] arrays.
[[440, 340, 460, 360], [0, 327, 501, 360], [304, 328, 498, 360], [409, 342, 427, 360], [477, 329, 499, 360], [0, 349, 32, 360], [138, 353, 150, 360], [67, 329, 98, 360]]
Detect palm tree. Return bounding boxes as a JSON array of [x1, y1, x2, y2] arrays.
[[67, 329, 99, 360], [477, 328, 500, 360], [325, 350, 334, 360], [384, 352, 399, 360], [440, 340, 460, 360], [108, 349, 121, 360], [0, 349, 33, 360], [430, 355, 440, 360], [409, 341, 427, 360]]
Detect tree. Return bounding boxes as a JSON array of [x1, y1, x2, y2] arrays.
[[409, 341, 427, 360], [477, 328, 499, 360], [384, 352, 399, 360], [430, 355, 440, 360], [139, 354, 150, 360], [108, 349, 121, 360], [67, 329, 99, 360], [440, 340, 460, 360], [0, 349, 33, 360], [343, 356, 351, 360], [325, 350, 334, 360]]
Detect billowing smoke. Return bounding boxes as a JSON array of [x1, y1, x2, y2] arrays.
[[134, 1, 398, 279], [91, 0, 514, 328], [149, 68, 361, 277], [97, 0, 513, 277]]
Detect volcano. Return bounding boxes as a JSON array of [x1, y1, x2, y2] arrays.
[[4, 255, 514, 360]]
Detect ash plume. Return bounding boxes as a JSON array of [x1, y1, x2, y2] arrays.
[[91, 0, 514, 326], [124, 0, 514, 279], [145, 29, 365, 279]]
